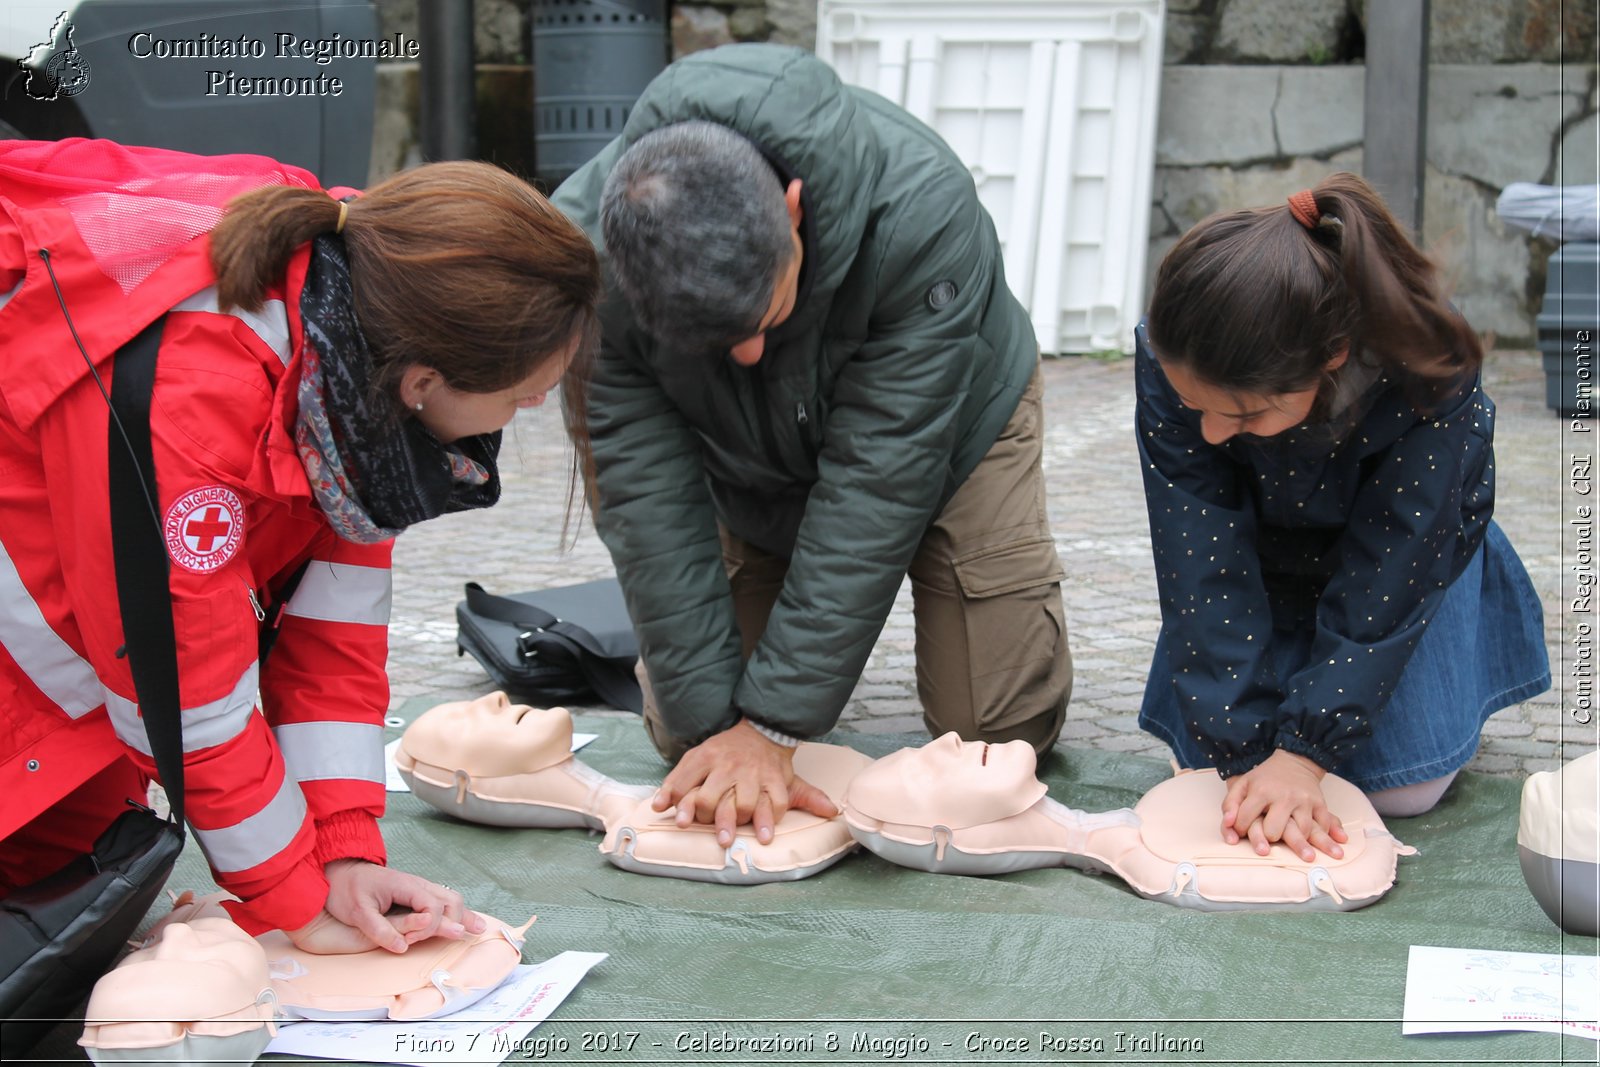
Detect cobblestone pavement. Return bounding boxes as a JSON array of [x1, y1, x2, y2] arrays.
[[388, 350, 1598, 779]]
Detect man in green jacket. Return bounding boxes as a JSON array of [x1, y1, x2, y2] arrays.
[[553, 44, 1072, 846]]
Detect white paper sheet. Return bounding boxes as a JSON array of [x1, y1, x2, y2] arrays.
[[385, 734, 598, 793], [262, 950, 608, 1065], [1403, 945, 1600, 1040]]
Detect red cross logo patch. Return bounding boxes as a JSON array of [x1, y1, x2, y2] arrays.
[[163, 486, 246, 574]]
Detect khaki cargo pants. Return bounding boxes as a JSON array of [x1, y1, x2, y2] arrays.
[[643, 364, 1073, 761]]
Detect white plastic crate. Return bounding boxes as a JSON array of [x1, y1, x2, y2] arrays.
[[816, 0, 1164, 354]]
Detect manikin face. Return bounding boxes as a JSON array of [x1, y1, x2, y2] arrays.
[[87, 918, 272, 1023], [846, 733, 1047, 829], [403, 691, 571, 777], [137, 918, 266, 980], [914, 732, 1039, 784]]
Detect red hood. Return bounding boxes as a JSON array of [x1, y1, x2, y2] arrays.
[[0, 139, 322, 432]]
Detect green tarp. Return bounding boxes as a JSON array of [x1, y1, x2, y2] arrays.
[[31, 708, 1600, 1064]]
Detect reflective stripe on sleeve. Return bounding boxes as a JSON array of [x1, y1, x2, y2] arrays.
[[283, 562, 392, 627], [273, 721, 386, 784], [192, 774, 309, 874], [0, 538, 105, 717], [104, 660, 260, 755], [171, 287, 292, 367]]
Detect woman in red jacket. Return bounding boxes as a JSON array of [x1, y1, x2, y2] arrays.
[[0, 139, 599, 953]]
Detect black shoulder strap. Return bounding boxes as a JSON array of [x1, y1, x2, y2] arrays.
[[259, 558, 312, 665], [107, 318, 186, 825], [464, 581, 563, 629]]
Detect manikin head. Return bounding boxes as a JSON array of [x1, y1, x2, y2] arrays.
[[845, 733, 1047, 829], [80, 916, 277, 1062], [1518, 751, 1600, 936], [109, 918, 272, 1012], [400, 691, 572, 777]]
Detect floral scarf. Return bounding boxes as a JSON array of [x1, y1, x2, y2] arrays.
[[295, 236, 501, 543]]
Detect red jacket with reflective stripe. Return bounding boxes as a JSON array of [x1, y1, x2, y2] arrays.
[[0, 140, 390, 934]]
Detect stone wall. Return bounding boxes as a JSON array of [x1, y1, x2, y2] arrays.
[[1153, 63, 1596, 344], [672, 0, 817, 53], [1147, 0, 1598, 345], [1164, 0, 1594, 65], [368, 0, 1598, 343]]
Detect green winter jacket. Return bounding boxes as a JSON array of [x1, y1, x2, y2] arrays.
[[553, 44, 1038, 743]]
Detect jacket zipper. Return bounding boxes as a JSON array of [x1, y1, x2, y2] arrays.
[[749, 371, 783, 464]]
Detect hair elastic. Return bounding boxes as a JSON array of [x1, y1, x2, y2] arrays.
[[1287, 189, 1320, 230], [334, 201, 349, 235]]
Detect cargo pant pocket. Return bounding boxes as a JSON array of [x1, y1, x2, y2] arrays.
[[945, 537, 1070, 739]]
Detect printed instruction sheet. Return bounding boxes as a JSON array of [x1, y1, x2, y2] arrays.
[[263, 950, 608, 1065], [1403, 944, 1599, 1040]]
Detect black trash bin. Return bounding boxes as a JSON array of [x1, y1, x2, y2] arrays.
[[1537, 241, 1599, 419], [533, 0, 669, 190]]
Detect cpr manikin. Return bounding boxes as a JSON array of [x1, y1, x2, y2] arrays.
[[1518, 750, 1599, 936], [78, 917, 278, 1065], [395, 693, 873, 883], [78, 892, 531, 1063], [844, 733, 1416, 911]]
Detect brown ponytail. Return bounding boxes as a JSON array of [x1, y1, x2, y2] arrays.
[[210, 185, 343, 313], [1147, 171, 1481, 410]]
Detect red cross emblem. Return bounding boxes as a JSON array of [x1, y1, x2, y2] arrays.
[[184, 506, 232, 551], [163, 486, 245, 573]]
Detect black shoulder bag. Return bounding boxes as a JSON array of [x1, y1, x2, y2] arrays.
[[0, 317, 187, 1052], [456, 579, 643, 713]]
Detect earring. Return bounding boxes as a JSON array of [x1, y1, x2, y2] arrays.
[[414, 402, 424, 412]]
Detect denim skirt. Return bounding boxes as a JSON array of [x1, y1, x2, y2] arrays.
[[1139, 521, 1552, 792]]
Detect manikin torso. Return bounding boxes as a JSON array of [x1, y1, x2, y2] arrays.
[[399, 695, 1413, 909], [79, 901, 532, 1063], [394, 693, 873, 883], [843, 733, 1414, 911]]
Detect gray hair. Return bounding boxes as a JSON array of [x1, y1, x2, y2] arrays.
[[599, 121, 793, 352]]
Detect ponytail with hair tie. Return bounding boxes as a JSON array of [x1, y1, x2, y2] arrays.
[[1287, 189, 1319, 229], [1288, 188, 1344, 237], [211, 185, 358, 312], [1150, 171, 1480, 410]]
